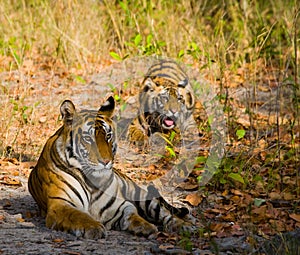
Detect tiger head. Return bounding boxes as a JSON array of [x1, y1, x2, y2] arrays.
[[139, 76, 195, 133], [59, 96, 116, 174]]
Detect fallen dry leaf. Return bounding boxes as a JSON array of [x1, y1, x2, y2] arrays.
[[289, 213, 300, 222], [282, 192, 295, 200], [184, 193, 203, 206], [231, 189, 244, 196], [177, 182, 198, 191], [230, 195, 241, 204], [268, 192, 281, 200], [221, 213, 235, 222], [158, 244, 175, 250], [0, 176, 22, 186], [52, 238, 65, 243], [269, 219, 286, 232]]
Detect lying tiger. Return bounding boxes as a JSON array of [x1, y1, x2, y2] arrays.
[[28, 96, 194, 239], [128, 60, 195, 145]]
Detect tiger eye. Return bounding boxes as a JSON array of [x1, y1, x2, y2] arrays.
[[106, 133, 112, 140]]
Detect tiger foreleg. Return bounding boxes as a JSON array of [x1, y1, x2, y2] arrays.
[[46, 202, 106, 239], [127, 118, 149, 148], [126, 213, 158, 236], [162, 214, 196, 233], [109, 202, 157, 237], [132, 185, 196, 234]]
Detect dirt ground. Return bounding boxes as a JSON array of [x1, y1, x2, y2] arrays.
[[0, 58, 299, 254], [1, 174, 300, 255]]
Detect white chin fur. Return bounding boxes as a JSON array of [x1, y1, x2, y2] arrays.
[[162, 124, 175, 129]]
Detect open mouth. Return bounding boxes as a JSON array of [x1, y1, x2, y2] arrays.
[[162, 117, 175, 129]]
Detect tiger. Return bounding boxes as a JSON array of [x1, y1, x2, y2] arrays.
[[128, 60, 195, 146], [28, 96, 195, 239]]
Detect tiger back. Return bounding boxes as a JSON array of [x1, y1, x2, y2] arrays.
[[128, 60, 195, 145], [28, 96, 195, 239]]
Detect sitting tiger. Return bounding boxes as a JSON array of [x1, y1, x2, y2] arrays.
[[128, 60, 195, 146], [28, 96, 194, 239]]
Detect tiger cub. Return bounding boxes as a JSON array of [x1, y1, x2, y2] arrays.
[[128, 60, 195, 145], [28, 96, 194, 239]]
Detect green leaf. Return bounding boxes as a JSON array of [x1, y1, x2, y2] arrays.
[[169, 131, 176, 142], [190, 42, 199, 51], [22, 106, 29, 112], [254, 198, 266, 207], [74, 75, 86, 84], [207, 115, 214, 126], [119, 1, 128, 12], [120, 103, 127, 112], [166, 146, 176, 158], [109, 51, 122, 61], [11, 49, 21, 66], [134, 34, 142, 46], [236, 129, 246, 140], [146, 34, 153, 45], [114, 94, 121, 102], [107, 83, 116, 92], [196, 156, 207, 163], [228, 172, 245, 184], [178, 49, 185, 58], [220, 177, 227, 184]]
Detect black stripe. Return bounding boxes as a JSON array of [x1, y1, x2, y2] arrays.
[[120, 179, 128, 198], [103, 200, 126, 225], [145, 199, 151, 216], [113, 206, 126, 230], [164, 215, 173, 226], [133, 183, 141, 201], [147, 64, 186, 81], [48, 168, 86, 207], [48, 196, 77, 208], [159, 197, 189, 217], [99, 195, 116, 216], [28, 169, 47, 212], [147, 72, 184, 84], [154, 201, 161, 221], [49, 132, 92, 205]]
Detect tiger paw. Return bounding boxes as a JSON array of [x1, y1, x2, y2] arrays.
[[127, 214, 158, 237], [46, 207, 107, 239], [164, 217, 197, 233], [71, 222, 107, 239]]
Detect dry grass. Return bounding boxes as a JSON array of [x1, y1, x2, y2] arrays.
[[0, 1, 297, 67], [0, 0, 299, 173]]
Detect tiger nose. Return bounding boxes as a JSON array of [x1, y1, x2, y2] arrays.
[[102, 158, 111, 165], [170, 108, 177, 114]]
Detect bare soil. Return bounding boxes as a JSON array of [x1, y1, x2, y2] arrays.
[[0, 58, 299, 254]]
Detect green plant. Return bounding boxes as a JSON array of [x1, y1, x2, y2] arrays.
[[211, 156, 246, 188], [178, 230, 194, 252]]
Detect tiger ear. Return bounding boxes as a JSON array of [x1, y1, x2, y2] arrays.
[[60, 100, 76, 125], [178, 78, 188, 88], [185, 91, 195, 109], [98, 96, 115, 118]]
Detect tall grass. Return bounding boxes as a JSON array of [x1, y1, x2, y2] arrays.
[[0, 0, 299, 168], [0, 1, 297, 70]]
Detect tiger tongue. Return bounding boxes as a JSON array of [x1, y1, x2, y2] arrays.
[[164, 119, 174, 127]]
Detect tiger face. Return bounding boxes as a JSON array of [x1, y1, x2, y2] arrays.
[[128, 60, 195, 144], [59, 97, 117, 174], [140, 76, 194, 132]]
